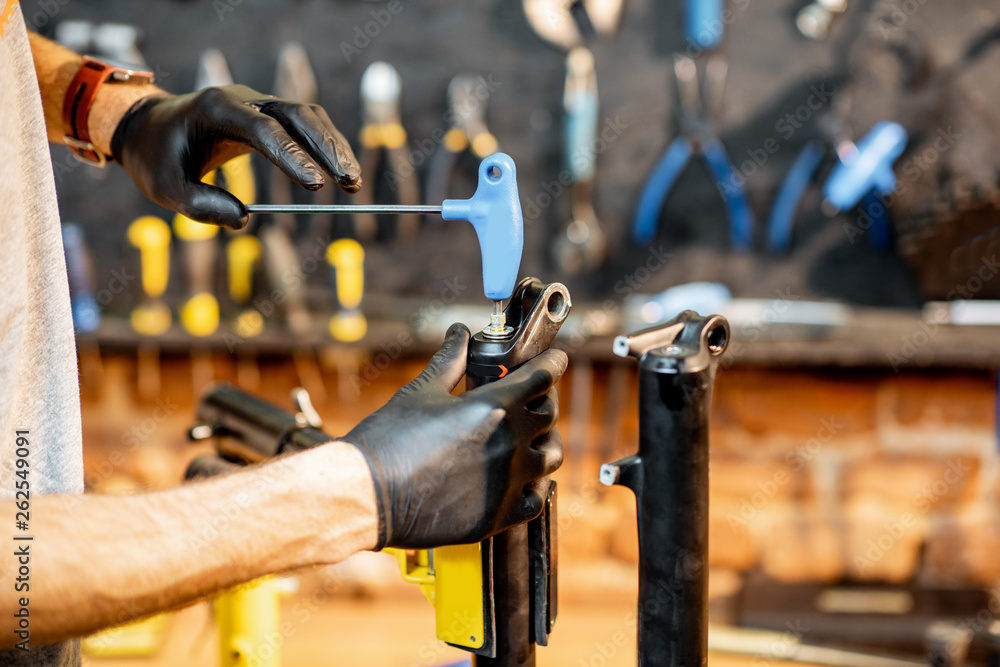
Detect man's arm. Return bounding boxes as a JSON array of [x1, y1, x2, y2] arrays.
[[0, 442, 377, 648], [28, 31, 164, 157]]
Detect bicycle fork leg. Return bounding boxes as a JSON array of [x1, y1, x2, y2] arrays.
[[600, 311, 729, 667]]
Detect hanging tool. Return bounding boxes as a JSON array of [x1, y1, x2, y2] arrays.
[[268, 49, 331, 399], [226, 234, 264, 389], [766, 139, 827, 252], [127, 216, 172, 337], [126, 215, 171, 400], [353, 62, 421, 243], [255, 42, 317, 341], [426, 74, 499, 208], [522, 0, 625, 50], [822, 120, 907, 251], [326, 238, 366, 343], [178, 50, 258, 398], [522, 0, 622, 273], [226, 235, 264, 339], [796, 0, 848, 41], [633, 53, 754, 250], [600, 310, 730, 667], [324, 238, 366, 403], [553, 47, 607, 274], [175, 49, 256, 341], [686, 0, 726, 50], [249, 152, 524, 312], [268, 42, 319, 242]]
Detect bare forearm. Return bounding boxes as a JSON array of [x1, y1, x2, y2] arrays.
[[28, 31, 164, 156], [1, 442, 377, 647]]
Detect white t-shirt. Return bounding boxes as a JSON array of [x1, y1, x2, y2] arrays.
[[1, 2, 85, 664]]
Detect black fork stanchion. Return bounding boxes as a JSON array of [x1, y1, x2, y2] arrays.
[[600, 310, 730, 667], [465, 277, 571, 667]]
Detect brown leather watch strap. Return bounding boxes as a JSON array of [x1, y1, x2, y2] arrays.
[[62, 56, 154, 166]]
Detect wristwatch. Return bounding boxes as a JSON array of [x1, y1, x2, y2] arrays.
[[62, 56, 155, 166]]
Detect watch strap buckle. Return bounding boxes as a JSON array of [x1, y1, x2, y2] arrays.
[[63, 135, 107, 167]]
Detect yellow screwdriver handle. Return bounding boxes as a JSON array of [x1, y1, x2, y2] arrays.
[[226, 235, 261, 304], [326, 239, 365, 309], [127, 216, 171, 299], [326, 239, 366, 343]]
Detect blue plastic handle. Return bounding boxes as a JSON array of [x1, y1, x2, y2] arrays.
[[632, 138, 693, 245], [767, 140, 826, 253], [61, 223, 101, 333], [565, 82, 600, 183], [441, 153, 524, 301], [687, 0, 725, 50], [824, 121, 907, 211], [702, 137, 755, 252]]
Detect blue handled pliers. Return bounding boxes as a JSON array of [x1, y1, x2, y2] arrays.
[[632, 55, 755, 251]]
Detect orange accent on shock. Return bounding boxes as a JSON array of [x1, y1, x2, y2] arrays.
[[498, 365, 509, 378]]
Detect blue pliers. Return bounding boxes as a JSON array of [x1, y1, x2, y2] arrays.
[[632, 55, 755, 251], [767, 121, 907, 253]]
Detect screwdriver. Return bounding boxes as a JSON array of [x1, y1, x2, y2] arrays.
[[244, 153, 524, 334]]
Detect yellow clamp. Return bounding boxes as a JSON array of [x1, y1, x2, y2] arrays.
[[387, 545, 487, 651], [214, 578, 282, 667]]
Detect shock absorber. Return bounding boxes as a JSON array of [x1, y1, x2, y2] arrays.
[[464, 277, 571, 667]]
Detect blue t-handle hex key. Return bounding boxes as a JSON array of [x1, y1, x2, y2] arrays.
[[632, 56, 755, 251], [248, 152, 524, 302]]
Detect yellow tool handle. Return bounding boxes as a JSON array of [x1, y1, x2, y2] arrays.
[[360, 122, 407, 150], [227, 235, 262, 304], [180, 292, 220, 338], [326, 239, 365, 309], [127, 216, 171, 299]]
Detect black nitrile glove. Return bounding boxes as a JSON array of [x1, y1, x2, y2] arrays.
[[343, 323, 567, 550], [111, 85, 361, 229]]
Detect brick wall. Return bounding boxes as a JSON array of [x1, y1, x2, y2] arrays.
[[561, 365, 1000, 589], [78, 353, 1000, 599]]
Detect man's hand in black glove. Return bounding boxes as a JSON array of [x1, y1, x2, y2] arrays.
[[111, 85, 361, 229], [342, 323, 567, 550]]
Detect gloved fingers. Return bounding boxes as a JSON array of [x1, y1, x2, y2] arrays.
[[528, 428, 563, 478], [479, 349, 568, 409], [403, 323, 471, 395], [515, 479, 551, 525], [258, 101, 362, 194], [221, 102, 327, 191], [173, 181, 249, 229], [516, 391, 559, 442]]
